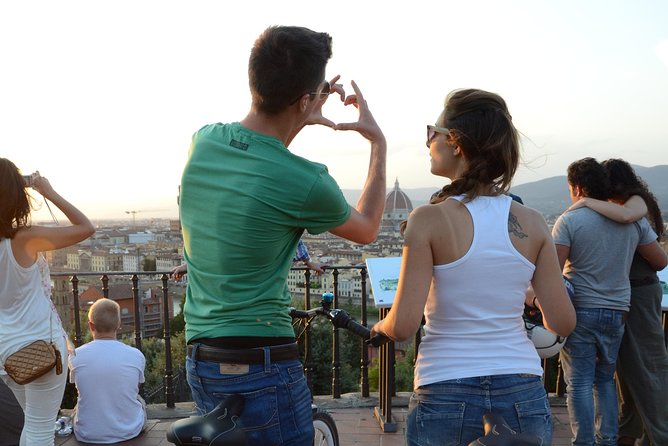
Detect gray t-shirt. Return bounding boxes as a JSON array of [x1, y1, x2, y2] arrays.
[[552, 208, 657, 311]]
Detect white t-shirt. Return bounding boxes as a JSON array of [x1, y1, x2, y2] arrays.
[[69, 339, 146, 443]]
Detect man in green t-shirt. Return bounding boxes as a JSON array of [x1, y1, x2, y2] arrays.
[[178, 25, 386, 446]]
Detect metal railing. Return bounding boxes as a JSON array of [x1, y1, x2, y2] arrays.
[[52, 266, 374, 409], [52, 266, 572, 433]]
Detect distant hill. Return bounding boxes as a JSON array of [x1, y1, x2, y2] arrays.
[[343, 165, 668, 221]]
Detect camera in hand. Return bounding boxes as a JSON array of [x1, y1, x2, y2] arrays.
[[22, 174, 33, 187]]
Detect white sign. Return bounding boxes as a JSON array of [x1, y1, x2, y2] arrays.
[[365, 257, 402, 308]]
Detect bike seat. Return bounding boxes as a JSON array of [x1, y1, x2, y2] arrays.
[[467, 412, 543, 446], [166, 394, 247, 446]]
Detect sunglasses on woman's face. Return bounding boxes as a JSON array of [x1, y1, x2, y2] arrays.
[[426, 125, 450, 148]]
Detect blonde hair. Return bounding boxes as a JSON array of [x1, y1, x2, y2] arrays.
[[88, 298, 121, 333]]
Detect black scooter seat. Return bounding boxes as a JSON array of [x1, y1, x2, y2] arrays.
[[166, 394, 247, 446]]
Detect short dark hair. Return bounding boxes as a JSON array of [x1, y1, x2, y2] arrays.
[[0, 158, 31, 239], [248, 26, 332, 114], [567, 157, 609, 200]]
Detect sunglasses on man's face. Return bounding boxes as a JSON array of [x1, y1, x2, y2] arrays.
[[290, 81, 331, 105], [426, 125, 450, 148], [309, 81, 331, 99]]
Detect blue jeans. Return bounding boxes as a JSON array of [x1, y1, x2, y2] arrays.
[[560, 308, 626, 446], [186, 343, 314, 446], [406, 374, 551, 446]]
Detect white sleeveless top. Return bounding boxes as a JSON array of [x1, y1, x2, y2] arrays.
[[0, 237, 65, 374], [414, 195, 543, 388]]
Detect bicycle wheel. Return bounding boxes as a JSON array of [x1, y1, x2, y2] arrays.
[[313, 408, 339, 446]]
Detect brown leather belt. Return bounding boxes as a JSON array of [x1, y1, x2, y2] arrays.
[[187, 343, 299, 364]]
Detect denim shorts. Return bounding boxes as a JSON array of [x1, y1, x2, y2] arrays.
[[406, 374, 551, 446], [186, 343, 314, 446]]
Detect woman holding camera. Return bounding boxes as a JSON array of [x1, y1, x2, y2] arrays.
[[371, 89, 576, 445], [0, 158, 95, 445]]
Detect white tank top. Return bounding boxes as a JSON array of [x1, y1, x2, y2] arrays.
[[414, 195, 543, 388], [0, 237, 65, 373]]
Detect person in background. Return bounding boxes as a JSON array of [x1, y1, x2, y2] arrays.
[[371, 89, 575, 445], [0, 380, 23, 446], [0, 159, 95, 446], [178, 25, 386, 445], [69, 298, 147, 444], [552, 157, 666, 446], [566, 158, 668, 446], [293, 239, 325, 274]]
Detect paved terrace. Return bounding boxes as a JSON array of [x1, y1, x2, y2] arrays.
[[55, 393, 572, 446]]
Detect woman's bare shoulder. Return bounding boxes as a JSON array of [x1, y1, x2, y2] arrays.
[[410, 200, 464, 221], [510, 202, 550, 234]]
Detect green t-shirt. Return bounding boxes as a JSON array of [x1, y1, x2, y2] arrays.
[[180, 123, 351, 342]]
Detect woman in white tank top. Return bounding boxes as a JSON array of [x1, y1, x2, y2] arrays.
[[0, 158, 95, 446], [371, 89, 576, 446]]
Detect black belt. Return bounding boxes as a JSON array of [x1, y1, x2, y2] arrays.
[[630, 276, 659, 288], [187, 343, 299, 364]]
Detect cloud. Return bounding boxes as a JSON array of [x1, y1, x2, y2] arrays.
[[656, 40, 668, 70]]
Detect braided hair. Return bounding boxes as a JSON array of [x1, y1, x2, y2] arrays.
[[430, 89, 520, 204]]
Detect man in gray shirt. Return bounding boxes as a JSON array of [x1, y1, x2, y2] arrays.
[[552, 158, 662, 446]]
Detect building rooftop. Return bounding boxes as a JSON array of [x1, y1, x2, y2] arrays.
[[384, 178, 413, 213]]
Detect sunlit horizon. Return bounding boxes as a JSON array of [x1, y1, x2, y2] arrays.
[[3, 0, 668, 221]]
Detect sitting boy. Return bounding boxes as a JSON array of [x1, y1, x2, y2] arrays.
[[69, 298, 147, 443]]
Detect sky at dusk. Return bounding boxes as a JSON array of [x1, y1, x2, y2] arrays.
[[2, 0, 668, 221]]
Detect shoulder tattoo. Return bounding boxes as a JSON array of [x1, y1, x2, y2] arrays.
[[508, 212, 528, 239]]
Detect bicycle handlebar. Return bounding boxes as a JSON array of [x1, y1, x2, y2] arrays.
[[289, 306, 390, 347]]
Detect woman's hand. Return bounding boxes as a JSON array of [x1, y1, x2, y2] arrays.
[[370, 320, 385, 339], [566, 198, 588, 213], [29, 172, 57, 200]]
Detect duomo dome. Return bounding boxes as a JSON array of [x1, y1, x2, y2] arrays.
[[382, 179, 413, 233]]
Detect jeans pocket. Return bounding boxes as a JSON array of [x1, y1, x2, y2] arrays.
[[214, 387, 282, 445], [286, 364, 307, 389], [514, 394, 552, 443], [409, 400, 464, 446]]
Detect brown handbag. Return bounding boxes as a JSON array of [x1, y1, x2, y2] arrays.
[[4, 340, 62, 385], [3, 310, 63, 385]]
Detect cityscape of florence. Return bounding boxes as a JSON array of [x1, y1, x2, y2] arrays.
[[21, 175, 668, 446], [2, 1, 668, 445]]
